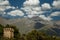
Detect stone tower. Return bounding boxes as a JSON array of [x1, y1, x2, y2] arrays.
[[3, 28, 14, 38]]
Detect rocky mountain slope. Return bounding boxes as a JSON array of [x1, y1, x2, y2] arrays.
[[0, 17, 60, 36]]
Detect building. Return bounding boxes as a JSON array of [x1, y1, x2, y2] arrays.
[[3, 28, 14, 38]]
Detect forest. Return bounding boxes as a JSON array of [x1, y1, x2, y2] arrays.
[[0, 24, 60, 40]]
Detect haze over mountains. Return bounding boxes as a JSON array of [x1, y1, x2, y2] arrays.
[[0, 17, 60, 36]]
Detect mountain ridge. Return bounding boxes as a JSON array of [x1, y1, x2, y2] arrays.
[[0, 17, 60, 36]]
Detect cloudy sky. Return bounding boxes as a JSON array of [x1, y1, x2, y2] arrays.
[[0, 0, 60, 21]]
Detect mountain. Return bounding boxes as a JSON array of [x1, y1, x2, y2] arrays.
[[39, 20, 60, 36], [0, 17, 60, 36]]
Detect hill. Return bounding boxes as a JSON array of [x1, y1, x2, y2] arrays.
[[0, 17, 60, 36]]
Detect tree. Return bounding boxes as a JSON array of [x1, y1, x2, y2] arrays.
[[25, 30, 43, 40], [0, 24, 3, 38]]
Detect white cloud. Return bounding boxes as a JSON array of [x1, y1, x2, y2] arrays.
[[0, 0, 9, 11], [21, 0, 44, 17], [0, 0, 16, 11], [0, 6, 14, 11], [0, 0, 16, 15], [6, 6, 15, 9], [8, 10, 24, 16], [50, 12, 60, 16], [21, 6, 44, 17], [0, 0, 53, 21], [27, 15, 36, 18], [0, 0, 9, 5], [52, 1, 60, 9], [41, 3, 51, 10], [0, 7, 5, 11], [0, 11, 5, 15], [23, 0, 40, 6], [32, 7, 41, 11], [39, 15, 52, 21], [21, 0, 52, 21], [2, 12, 6, 16]]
